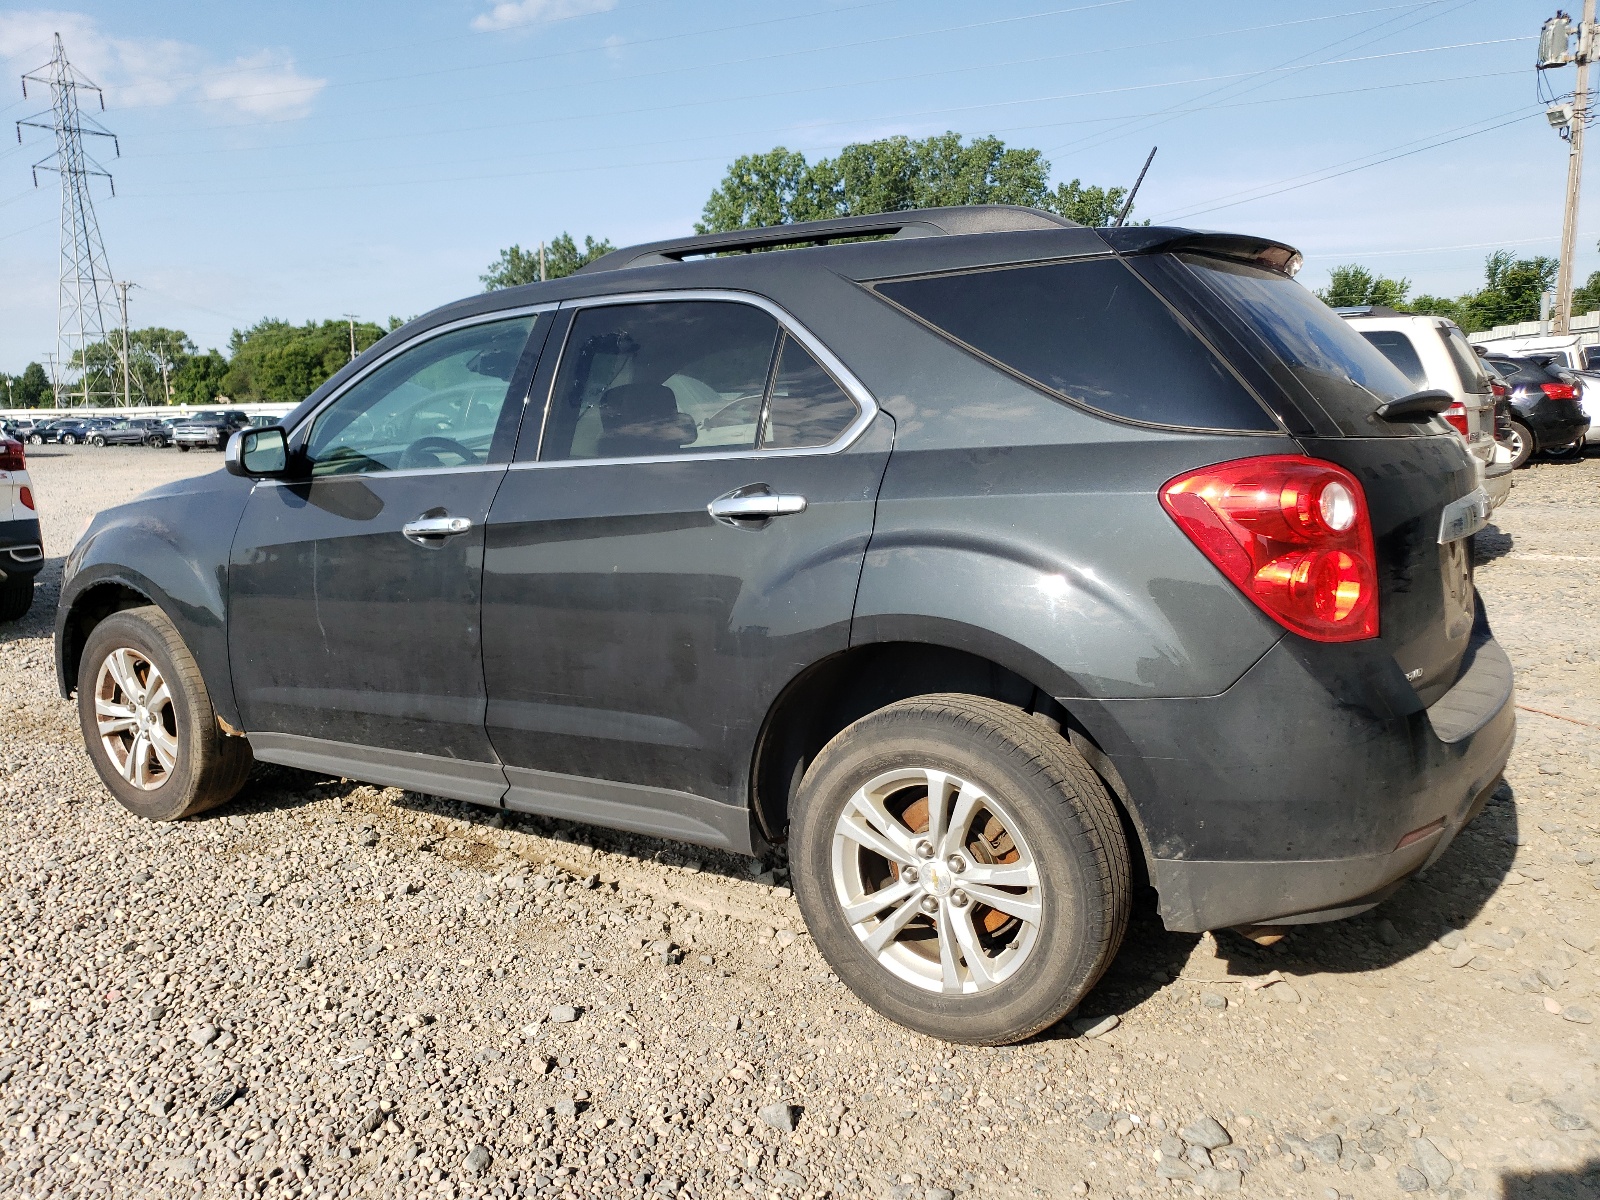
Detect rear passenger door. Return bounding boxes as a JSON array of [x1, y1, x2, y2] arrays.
[[480, 294, 891, 849]]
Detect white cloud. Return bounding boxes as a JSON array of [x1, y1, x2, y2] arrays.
[[471, 0, 617, 34], [0, 10, 325, 120]]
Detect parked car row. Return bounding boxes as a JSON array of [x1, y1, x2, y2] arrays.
[[1, 411, 256, 450]]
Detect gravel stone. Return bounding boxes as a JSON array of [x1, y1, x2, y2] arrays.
[[548, 1004, 579, 1023], [1411, 1137, 1453, 1190], [1180, 1116, 1233, 1149], [463, 1144, 491, 1175], [1396, 1165, 1428, 1192], [758, 1101, 799, 1133]]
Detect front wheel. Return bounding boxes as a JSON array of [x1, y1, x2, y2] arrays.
[[791, 694, 1131, 1044], [90, 435, 106, 447], [1544, 435, 1586, 460], [27, 434, 41, 445], [177, 444, 190, 453], [76, 606, 253, 820], [62, 433, 77, 445]]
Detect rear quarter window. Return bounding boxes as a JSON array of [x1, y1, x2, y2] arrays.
[[1357, 330, 1428, 389], [872, 257, 1276, 431], [1439, 326, 1489, 394]]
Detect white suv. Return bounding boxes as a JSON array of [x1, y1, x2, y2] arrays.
[[1338, 308, 1513, 510], [0, 436, 42, 621]]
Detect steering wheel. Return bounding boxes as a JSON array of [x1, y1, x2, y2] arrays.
[[398, 436, 476, 470]]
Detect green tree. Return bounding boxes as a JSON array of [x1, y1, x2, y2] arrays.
[[1315, 264, 1411, 309], [696, 132, 1133, 234], [170, 350, 229, 407], [8, 362, 51, 408], [222, 317, 389, 403], [1459, 251, 1557, 331], [481, 233, 616, 289]]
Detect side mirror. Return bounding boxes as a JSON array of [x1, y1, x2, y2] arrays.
[[225, 426, 290, 477]]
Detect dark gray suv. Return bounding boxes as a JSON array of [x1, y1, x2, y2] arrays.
[[56, 206, 1513, 1044]]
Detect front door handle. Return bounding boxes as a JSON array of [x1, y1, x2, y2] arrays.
[[402, 515, 472, 546], [707, 493, 807, 520]]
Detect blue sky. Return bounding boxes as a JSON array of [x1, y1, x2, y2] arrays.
[[0, 1, 1572, 372]]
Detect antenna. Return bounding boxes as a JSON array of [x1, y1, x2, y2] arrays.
[[1114, 146, 1157, 228], [16, 34, 125, 407]]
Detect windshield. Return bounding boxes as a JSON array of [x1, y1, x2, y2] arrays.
[[1181, 254, 1416, 433]]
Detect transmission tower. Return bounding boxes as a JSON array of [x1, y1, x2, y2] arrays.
[[16, 34, 125, 407]]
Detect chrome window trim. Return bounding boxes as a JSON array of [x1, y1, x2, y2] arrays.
[[518, 288, 879, 469], [287, 302, 560, 447], [253, 463, 506, 489]]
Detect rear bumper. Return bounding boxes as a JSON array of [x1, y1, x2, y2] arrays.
[[0, 517, 44, 580], [1071, 606, 1515, 932]]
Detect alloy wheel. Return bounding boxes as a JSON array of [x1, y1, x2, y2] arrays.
[[830, 766, 1042, 995], [94, 647, 179, 790]]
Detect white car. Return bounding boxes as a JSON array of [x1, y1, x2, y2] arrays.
[[0, 435, 42, 621], [1338, 308, 1513, 510]]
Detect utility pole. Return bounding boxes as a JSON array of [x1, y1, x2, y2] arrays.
[[539, 240, 547, 283], [344, 313, 358, 363], [113, 279, 135, 406], [1542, 4, 1598, 333], [44, 354, 60, 408]]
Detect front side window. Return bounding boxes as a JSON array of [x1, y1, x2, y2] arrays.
[[305, 315, 536, 477], [1358, 330, 1427, 389]]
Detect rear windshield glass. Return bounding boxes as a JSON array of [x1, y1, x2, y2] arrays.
[[1358, 330, 1427, 388], [1440, 326, 1489, 394], [874, 257, 1275, 431], [1180, 255, 1414, 429]]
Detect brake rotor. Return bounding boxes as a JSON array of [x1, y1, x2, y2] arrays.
[[888, 787, 1018, 935]]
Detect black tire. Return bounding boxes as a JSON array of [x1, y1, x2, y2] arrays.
[[27, 434, 41, 445], [177, 444, 190, 453], [76, 606, 253, 821], [1505, 420, 1535, 469], [62, 433, 76, 445], [90, 435, 106, 447], [1544, 435, 1585, 460], [790, 693, 1131, 1044], [0, 577, 33, 622]]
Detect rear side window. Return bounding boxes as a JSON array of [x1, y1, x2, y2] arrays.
[[1181, 255, 1414, 430], [874, 258, 1275, 431], [1358, 330, 1427, 389], [763, 334, 859, 448], [1439, 326, 1489, 394]]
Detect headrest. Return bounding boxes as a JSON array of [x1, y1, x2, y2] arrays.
[[599, 383, 679, 429]]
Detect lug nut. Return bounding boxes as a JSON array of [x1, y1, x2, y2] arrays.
[[947, 854, 967, 874], [901, 867, 919, 884], [919, 896, 939, 915], [950, 890, 970, 908], [915, 841, 935, 859]]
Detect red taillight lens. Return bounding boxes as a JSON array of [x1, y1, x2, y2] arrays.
[[1441, 401, 1470, 437], [18, 486, 34, 511], [0, 439, 24, 472], [1160, 455, 1380, 642], [1540, 381, 1578, 400], [1489, 380, 1507, 400]]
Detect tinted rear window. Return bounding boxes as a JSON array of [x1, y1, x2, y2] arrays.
[[874, 257, 1275, 431], [1180, 255, 1414, 431], [1439, 326, 1489, 394], [1358, 330, 1427, 388]]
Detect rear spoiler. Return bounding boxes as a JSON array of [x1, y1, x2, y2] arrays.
[[1097, 227, 1303, 278]]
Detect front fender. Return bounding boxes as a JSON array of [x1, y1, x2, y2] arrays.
[[56, 472, 250, 725]]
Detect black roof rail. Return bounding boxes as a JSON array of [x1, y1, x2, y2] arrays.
[[575, 204, 1080, 274]]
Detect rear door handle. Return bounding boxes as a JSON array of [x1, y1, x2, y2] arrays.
[[403, 515, 472, 545], [707, 493, 807, 520]]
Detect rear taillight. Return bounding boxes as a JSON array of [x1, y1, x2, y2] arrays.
[[1160, 455, 1380, 642], [1441, 401, 1470, 437], [1489, 380, 1508, 400], [0, 439, 23, 472], [18, 487, 33, 511], [1540, 382, 1578, 400]]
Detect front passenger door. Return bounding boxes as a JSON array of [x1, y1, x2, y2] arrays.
[[229, 311, 549, 797]]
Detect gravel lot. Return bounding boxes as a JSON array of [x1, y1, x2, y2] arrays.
[[3, 444, 1599, 1200]]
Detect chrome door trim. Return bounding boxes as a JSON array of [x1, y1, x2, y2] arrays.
[[517, 287, 880, 468]]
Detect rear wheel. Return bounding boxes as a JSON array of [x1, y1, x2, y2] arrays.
[[62, 433, 77, 445], [76, 606, 253, 820], [27, 434, 41, 445], [1544, 435, 1585, 459], [0, 577, 33, 622], [791, 694, 1131, 1044], [90, 435, 106, 447], [1505, 420, 1535, 469]]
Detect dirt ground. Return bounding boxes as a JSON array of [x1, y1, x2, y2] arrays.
[[0, 444, 1597, 1200]]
